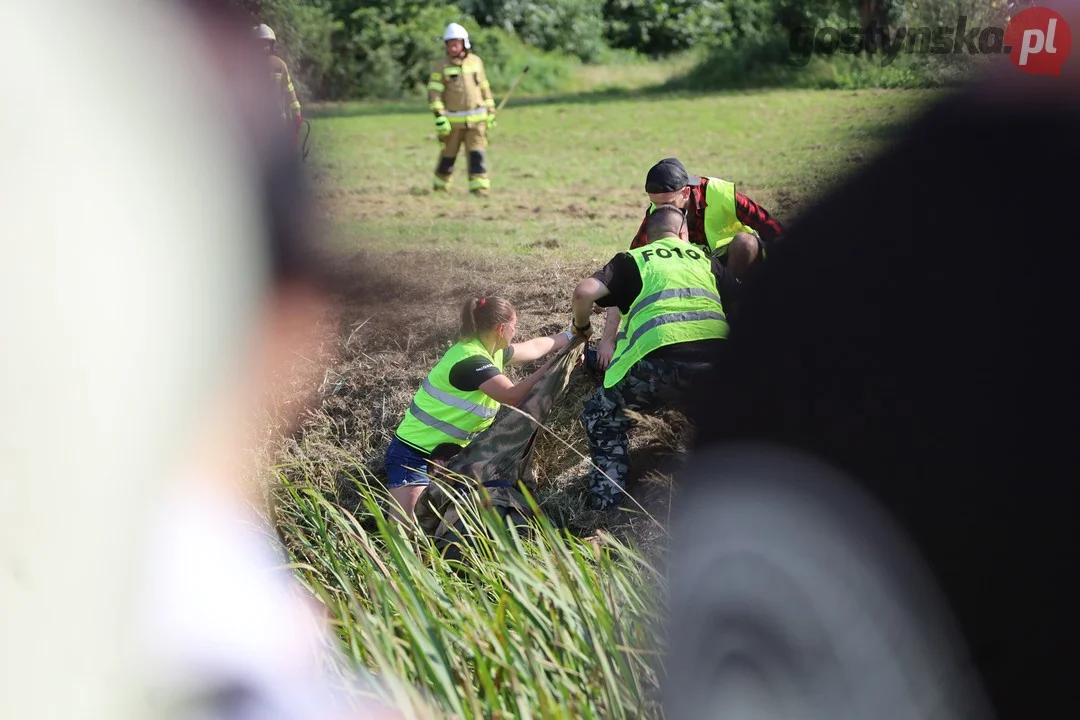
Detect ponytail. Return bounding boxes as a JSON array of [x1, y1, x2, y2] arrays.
[[458, 295, 514, 340], [459, 297, 481, 340]]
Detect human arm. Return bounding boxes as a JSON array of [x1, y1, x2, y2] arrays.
[[735, 192, 784, 245], [575, 253, 636, 344], [277, 59, 302, 143], [477, 57, 496, 121], [427, 63, 450, 134], [508, 328, 574, 365], [478, 354, 559, 407], [572, 277, 611, 337], [596, 306, 622, 370]]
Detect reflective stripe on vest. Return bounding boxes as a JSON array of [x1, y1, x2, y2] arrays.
[[702, 177, 754, 255], [395, 339, 504, 453], [604, 237, 728, 389], [445, 108, 489, 123]]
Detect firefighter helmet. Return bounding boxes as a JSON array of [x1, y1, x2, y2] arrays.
[[442, 22, 471, 50], [252, 24, 276, 42]]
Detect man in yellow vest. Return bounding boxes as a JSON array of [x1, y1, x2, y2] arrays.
[[428, 23, 497, 196], [253, 23, 304, 150], [571, 205, 741, 510], [594, 158, 784, 372]]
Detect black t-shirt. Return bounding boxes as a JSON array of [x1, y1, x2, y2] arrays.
[[447, 345, 514, 392], [591, 246, 741, 361]]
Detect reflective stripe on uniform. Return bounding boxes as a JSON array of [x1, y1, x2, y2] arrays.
[[616, 310, 727, 347], [628, 287, 723, 318], [405, 402, 473, 442], [422, 379, 497, 419]]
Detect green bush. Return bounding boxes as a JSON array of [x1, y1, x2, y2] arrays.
[[458, 0, 608, 62], [233, 0, 1004, 127], [468, 24, 582, 95]]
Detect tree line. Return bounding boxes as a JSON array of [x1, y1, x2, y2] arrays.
[[232, 0, 1024, 102]]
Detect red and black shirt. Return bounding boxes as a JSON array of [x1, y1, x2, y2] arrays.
[[628, 178, 785, 251]]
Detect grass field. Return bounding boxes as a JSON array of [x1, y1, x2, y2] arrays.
[[308, 88, 936, 257], [264, 85, 941, 718]]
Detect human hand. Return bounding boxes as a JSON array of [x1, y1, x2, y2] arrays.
[[572, 319, 593, 341], [434, 115, 450, 136], [595, 336, 615, 371]]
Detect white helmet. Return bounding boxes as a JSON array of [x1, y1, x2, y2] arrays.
[[442, 22, 470, 49], [252, 24, 276, 42]]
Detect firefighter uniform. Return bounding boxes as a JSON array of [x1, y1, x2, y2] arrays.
[[428, 53, 496, 195], [268, 55, 302, 135]]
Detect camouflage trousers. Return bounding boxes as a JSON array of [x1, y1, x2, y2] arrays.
[[580, 356, 712, 510]]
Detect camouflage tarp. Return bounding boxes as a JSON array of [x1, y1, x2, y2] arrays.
[[415, 336, 585, 550]]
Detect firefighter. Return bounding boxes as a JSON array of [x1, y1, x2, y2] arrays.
[[428, 23, 497, 196], [253, 23, 304, 151]]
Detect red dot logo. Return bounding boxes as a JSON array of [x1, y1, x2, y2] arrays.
[[1005, 6, 1072, 76]]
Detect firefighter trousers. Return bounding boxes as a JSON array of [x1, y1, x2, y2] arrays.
[[434, 121, 490, 194]]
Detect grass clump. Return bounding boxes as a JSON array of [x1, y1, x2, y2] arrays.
[[270, 471, 668, 718]]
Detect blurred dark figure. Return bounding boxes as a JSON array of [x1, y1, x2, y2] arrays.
[[666, 9, 1080, 719]]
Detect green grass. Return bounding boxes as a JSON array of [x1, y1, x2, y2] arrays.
[[308, 88, 938, 260], [271, 470, 666, 718], [268, 84, 945, 719]]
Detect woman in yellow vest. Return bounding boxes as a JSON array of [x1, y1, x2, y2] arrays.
[[385, 296, 574, 519]]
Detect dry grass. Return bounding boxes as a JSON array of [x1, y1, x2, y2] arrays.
[[257, 246, 690, 549]]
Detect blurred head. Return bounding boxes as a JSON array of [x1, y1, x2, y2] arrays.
[[460, 296, 517, 350], [252, 23, 275, 55], [646, 204, 688, 243], [445, 38, 465, 58], [646, 158, 699, 209]]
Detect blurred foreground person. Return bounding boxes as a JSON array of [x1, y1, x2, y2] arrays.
[[665, 15, 1080, 720], [1, 1, 404, 718]]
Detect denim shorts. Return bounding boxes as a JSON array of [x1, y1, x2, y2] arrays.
[[384, 435, 432, 488]]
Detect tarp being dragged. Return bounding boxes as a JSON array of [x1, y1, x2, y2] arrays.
[[415, 336, 586, 545]]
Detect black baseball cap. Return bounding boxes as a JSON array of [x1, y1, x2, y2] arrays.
[[645, 158, 701, 193]]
